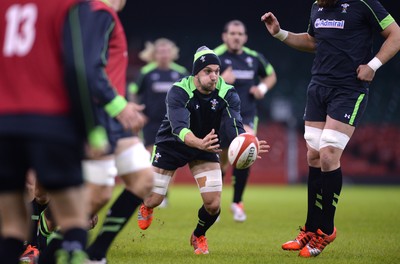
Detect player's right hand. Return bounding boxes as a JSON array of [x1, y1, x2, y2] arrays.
[[261, 12, 281, 36], [201, 129, 221, 153]]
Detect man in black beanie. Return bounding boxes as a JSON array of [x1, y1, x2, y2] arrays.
[[136, 46, 269, 254]]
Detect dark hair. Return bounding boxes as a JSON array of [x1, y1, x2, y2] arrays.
[[223, 20, 247, 34]]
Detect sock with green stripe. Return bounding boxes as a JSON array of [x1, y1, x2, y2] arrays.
[[38, 208, 54, 251], [0, 237, 25, 263], [305, 166, 322, 232], [40, 228, 87, 264], [37, 230, 62, 264], [58, 228, 87, 263], [193, 205, 220, 237], [320, 167, 342, 235], [86, 189, 142, 260], [232, 168, 249, 203], [30, 199, 48, 247]]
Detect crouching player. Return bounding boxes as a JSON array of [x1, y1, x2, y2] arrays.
[[137, 46, 269, 254]]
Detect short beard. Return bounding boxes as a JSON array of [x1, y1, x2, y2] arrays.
[[317, 0, 338, 8], [197, 77, 215, 93]]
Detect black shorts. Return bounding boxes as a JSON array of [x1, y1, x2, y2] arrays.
[[142, 122, 161, 147], [151, 141, 219, 171], [0, 135, 85, 192], [219, 114, 258, 149], [304, 82, 368, 127]]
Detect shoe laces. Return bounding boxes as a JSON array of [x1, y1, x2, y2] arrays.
[[194, 235, 208, 251], [308, 232, 327, 250], [139, 205, 153, 219], [232, 203, 245, 214], [295, 227, 312, 244], [22, 245, 39, 257]]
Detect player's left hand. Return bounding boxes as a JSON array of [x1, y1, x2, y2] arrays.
[[257, 140, 270, 159], [357, 64, 376, 82]]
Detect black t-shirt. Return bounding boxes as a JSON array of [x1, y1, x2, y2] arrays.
[[308, 0, 394, 92], [214, 44, 274, 117]]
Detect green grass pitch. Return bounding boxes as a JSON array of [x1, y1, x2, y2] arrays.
[[89, 184, 400, 264]]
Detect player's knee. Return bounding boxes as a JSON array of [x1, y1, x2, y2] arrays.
[[35, 193, 50, 205], [115, 142, 151, 176], [306, 148, 320, 166], [195, 169, 222, 194], [304, 126, 323, 151], [320, 129, 350, 150], [152, 172, 171, 196], [123, 168, 154, 199], [91, 187, 113, 213], [203, 200, 221, 215], [83, 159, 117, 186]]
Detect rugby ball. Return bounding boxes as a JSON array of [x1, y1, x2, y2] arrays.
[[228, 133, 259, 169]]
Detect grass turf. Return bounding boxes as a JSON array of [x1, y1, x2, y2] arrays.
[[89, 184, 400, 264]]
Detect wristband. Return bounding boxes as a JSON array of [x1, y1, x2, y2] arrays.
[[367, 57, 382, 72], [257, 83, 268, 96], [88, 126, 108, 150], [273, 29, 289, 41]]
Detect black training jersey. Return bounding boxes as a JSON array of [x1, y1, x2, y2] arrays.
[[131, 62, 188, 123], [308, 0, 395, 92], [155, 76, 245, 146], [214, 44, 274, 117]]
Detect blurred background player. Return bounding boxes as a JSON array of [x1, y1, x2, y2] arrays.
[[129, 38, 188, 207], [136, 46, 269, 254], [20, 170, 49, 262], [262, 0, 400, 258], [0, 0, 108, 263], [80, 0, 154, 262], [31, 0, 152, 263], [214, 20, 277, 222]]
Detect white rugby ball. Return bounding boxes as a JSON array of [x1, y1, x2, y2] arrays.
[[228, 133, 259, 169]]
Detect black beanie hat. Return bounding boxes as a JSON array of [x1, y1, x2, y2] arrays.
[[192, 46, 221, 75]]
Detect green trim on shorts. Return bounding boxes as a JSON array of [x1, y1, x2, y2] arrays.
[[150, 145, 157, 163], [349, 94, 365, 125], [39, 211, 52, 237]]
